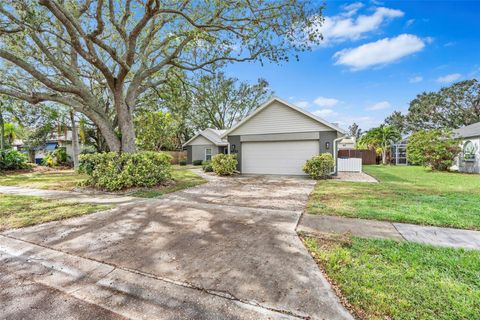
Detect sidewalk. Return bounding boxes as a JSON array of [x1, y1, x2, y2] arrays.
[[298, 214, 480, 250], [0, 185, 141, 205]]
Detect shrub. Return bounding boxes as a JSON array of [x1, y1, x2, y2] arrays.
[[407, 130, 461, 171], [202, 160, 213, 172], [78, 151, 172, 191], [179, 159, 187, 166], [0, 149, 31, 171], [192, 159, 203, 166], [211, 154, 237, 176], [42, 147, 71, 167], [303, 153, 334, 179]]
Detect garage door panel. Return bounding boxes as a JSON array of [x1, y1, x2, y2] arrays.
[[242, 141, 319, 175]]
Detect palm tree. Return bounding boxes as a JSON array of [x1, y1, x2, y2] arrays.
[[358, 125, 401, 165]]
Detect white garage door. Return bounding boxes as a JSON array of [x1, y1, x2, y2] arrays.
[[242, 140, 319, 175]]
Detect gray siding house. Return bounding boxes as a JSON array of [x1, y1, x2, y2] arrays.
[[453, 122, 480, 173], [183, 128, 228, 164], [183, 97, 346, 175]]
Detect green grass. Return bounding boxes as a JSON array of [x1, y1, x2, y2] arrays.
[[307, 165, 480, 230], [0, 170, 87, 191], [0, 166, 206, 198], [0, 194, 111, 230], [126, 166, 206, 198], [304, 235, 480, 320]]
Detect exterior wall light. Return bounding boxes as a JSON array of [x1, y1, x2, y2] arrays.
[[325, 142, 330, 150]]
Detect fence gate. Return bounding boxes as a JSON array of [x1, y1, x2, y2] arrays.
[[337, 158, 362, 172]]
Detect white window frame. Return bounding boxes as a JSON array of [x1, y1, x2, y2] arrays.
[[205, 148, 212, 161]]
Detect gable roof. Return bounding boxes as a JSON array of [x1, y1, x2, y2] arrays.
[[454, 122, 480, 139], [182, 128, 228, 147], [220, 97, 346, 138]]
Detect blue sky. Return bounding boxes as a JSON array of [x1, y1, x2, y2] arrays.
[[225, 1, 480, 131]]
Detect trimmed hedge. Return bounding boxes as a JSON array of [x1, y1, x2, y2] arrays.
[[78, 151, 172, 191], [179, 159, 187, 166], [192, 159, 203, 166], [303, 153, 334, 179], [0, 149, 31, 171], [211, 154, 237, 176]]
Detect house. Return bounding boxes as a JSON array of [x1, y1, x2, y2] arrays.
[[183, 97, 346, 175], [338, 137, 356, 150], [453, 122, 480, 173], [183, 128, 228, 164]]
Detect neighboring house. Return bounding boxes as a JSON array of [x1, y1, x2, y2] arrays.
[[183, 128, 228, 164], [338, 137, 356, 150], [184, 97, 346, 175], [453, 122, 480, 173]]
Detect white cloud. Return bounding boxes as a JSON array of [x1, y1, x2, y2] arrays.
[[436, 73, 462, 84], [366, 101, 391, 110], [405, 19, 415, 27], [307, 5, 404, 46], [334, 34, 426, 70], [409, 75, 423, 83], [312, 109, 339, 118], [294, 100, 310, 108], [313, 96, 340, 107]]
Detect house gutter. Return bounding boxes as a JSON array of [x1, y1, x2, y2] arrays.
[[332, 135, 347, 176]]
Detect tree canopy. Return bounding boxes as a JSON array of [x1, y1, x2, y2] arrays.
[[0, 0, 324, 153], [358, 125, 401, 165]]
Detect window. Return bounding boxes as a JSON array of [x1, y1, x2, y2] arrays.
[[205, 148, 212, 161], [463, 141, 476, 162]]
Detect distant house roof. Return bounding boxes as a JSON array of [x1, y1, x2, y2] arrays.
[[182, 128, 228, 147], [454, 122, 480, 139]]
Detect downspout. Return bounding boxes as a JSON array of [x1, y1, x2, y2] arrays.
[[332, 135, 346, 176]]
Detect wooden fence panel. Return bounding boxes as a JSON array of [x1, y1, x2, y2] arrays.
[[167, 151, 187, 164], [338, 149, 377, 165]]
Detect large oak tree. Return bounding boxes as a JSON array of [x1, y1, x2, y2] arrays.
[[0, 0, 323, 152]]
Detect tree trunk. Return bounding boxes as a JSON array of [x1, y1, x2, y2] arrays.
[[69, 110, 80, 169], [114, 92, 136, 153], [0, 110, 4, 150], [382, 150, 387, 165]]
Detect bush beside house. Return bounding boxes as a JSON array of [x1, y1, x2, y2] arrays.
[[211, 154, 237, 175], [0, 149, 31, 171], [303, 153, 334, 179], [202, 160, 213, 172], [79, 151, 172, 191], [407, 130, 460, 171]]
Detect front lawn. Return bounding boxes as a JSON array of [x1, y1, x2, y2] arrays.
[[307, 166, 480, 230], [0, 194, 111, 230], [0, 166, 206, 198], [0, 169, 87, 191], [303, 234, 480, 320]]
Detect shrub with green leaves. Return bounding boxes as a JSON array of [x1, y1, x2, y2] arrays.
[[202, 160, 213, 172], [211, 154, 237, 176], [42, 147, 71, 167], [303, 153, 334, 179], [192, 159, 203, 166], [179, 159, 187, 166], [78, 151, 172, 191], [0, 149, 31, 171], [407, 130, 461, 171]]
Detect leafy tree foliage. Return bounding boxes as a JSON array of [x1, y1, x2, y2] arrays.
[[384, 111, 407, 135], [134, 111, 178, 151], [0, 0, 324, 153], [358, 125, 401, 165], [407, 130, 461, 171], [405, 80, 480, 132], [347, 122, 362, 140]]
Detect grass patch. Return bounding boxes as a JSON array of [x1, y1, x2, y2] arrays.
[[307, 165, 480, 230], [0, 170, 87, 191], [303, 234, 480, 320], [126, 166, 206, 198], [0, 194, 111, 230]]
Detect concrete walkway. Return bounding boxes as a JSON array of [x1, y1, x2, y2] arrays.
[[0, 185, 142, 205], [298, 214, 480, 250]]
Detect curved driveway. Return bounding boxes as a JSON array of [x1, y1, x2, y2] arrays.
[[1, 171, 352, 320]]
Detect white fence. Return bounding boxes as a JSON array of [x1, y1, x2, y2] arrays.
[[338, 158, 362, 172]]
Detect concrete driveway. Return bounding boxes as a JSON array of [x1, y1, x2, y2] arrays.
[[1, 173, 352, 320]]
